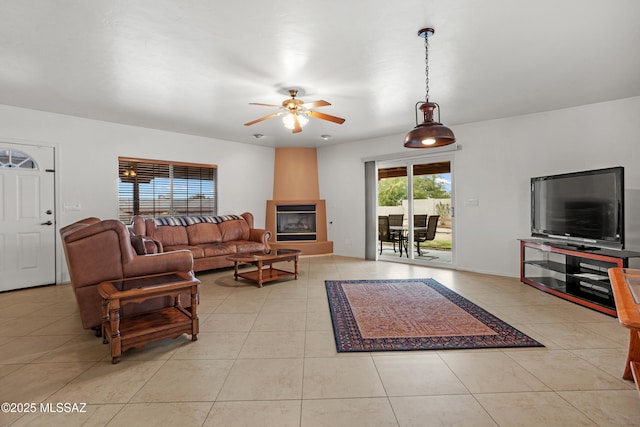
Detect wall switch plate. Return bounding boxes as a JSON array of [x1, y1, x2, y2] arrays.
[[63, 202, 82, 211]]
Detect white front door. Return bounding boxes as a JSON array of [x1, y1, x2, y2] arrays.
[[0, 144, 56, 291]]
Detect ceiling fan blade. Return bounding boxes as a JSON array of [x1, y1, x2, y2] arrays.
[[292, 115, 302, 133], [304, 100, 331, 108], [309, 110, 345, 124], [248, 103, 283, 108], [244, 113, 281, 126]]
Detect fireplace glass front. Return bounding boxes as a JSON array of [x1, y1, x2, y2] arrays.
[[276, 204, 317, 241]]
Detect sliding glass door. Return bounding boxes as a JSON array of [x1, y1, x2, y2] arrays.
[[377, 155, 453, 266], [377, 166, 408, 258]]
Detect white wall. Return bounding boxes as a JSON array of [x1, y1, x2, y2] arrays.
[[3, 96, 639, 282], [318, 96, 640, 277], [0, 105, 275, 283]]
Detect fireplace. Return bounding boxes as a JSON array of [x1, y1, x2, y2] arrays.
[[266, 199, 332, 254], [276, 204, 317, 241], [265, 147, 333, 255]]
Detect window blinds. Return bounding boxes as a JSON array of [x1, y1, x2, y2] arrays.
[[118, 158, 217, 223]]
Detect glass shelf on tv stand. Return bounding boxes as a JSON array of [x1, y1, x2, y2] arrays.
[[520, 239, 640, 316]]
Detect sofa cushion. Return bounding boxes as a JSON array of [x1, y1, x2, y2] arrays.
[[235, 241, 266, 253], [187, 223, 222, 245], [163, 244, 205, 259], [218, 219, 250, 242], [200, 243, 237, 257], [150, 225, 189, 246]]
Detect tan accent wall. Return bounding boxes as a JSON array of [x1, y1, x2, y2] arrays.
[[273, 147, 320, 200], [268, 147, 332, 254]]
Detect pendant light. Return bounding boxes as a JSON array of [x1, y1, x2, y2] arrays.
[[404, 27, 455, 148]]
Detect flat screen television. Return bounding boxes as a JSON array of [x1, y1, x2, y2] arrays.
[[531, 166, 624, 250]]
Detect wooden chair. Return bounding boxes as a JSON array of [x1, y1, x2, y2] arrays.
[[414, 215, 439, 256], [378, 216, 397, 254]]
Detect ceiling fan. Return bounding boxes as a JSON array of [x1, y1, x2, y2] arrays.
[[244, 89, 345, 133]]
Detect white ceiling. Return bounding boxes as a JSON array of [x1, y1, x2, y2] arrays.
[[1, 0, 639, 148]]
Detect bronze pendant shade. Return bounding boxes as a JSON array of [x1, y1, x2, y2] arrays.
[[404, 28, 455, 149]]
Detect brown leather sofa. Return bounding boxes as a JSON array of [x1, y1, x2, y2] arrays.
[[60, 217, 195, 332], [131, 212, 270, 272]]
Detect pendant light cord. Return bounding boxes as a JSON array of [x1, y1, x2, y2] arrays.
[[424, 33, 430, 102]]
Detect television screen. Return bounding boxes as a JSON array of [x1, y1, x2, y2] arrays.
[[531, 167, 624, 249]]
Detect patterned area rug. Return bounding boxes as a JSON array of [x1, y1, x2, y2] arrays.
[[325, 278, 543, 352]]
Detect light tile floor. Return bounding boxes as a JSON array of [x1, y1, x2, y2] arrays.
[[1, 255, 639, 426], [379, 246, 453, 264]]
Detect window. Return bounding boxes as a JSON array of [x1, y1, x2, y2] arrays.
[[0, 149, 37, 169], [118, 157, 217, 223]]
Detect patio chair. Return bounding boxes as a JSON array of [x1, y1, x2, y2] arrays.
[[414, 215, 439, 256], [388, 214, 404, 228], [414, 214, 428, 228], [378, 216, 398, 254], [387, 214, 405, 250]]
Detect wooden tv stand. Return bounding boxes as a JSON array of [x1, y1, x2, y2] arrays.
[[520, 239, 640, 316]]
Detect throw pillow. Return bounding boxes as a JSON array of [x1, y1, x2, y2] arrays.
[[128, 227, 147, 255]]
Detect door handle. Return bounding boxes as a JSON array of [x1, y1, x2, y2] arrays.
[[41, 221, 53, 226]]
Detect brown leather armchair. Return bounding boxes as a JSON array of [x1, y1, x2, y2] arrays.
[[60, 217, 195, 333]]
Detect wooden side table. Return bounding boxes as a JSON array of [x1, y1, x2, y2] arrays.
[[98, 271, 200, 364], [608, 267, 640, 392]]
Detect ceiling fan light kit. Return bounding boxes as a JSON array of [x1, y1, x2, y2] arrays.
[[282, 112, 309, 130], [404, 27, 456, 149], [244, 89, 345, 134]]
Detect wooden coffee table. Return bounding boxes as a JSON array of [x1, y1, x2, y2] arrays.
[[228, 249, 301, 287], [98, 271, 200, 364]]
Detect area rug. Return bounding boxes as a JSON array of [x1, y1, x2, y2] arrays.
[[325, 278, 543, 352]]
